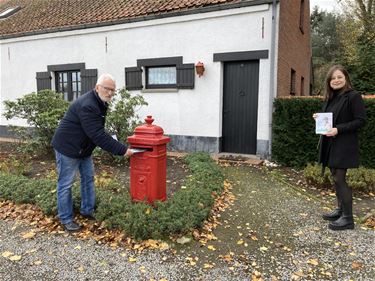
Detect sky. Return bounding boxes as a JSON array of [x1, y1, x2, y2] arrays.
[[309, 0, 341, 12]]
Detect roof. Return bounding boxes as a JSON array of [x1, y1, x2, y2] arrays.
[[0, 0, 271, 39]]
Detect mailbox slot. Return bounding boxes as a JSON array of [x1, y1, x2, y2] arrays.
[[132, 147, 153, 152]]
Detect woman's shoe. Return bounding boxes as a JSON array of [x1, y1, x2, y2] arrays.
[[328, 216, 354, 231], [322, 208, 342, 221]]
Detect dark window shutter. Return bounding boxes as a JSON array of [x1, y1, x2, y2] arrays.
[[125, 67, 143, 90], [81, 69, 98, 94], [36, 72, 51, 91], [177, 64, 194, 89]]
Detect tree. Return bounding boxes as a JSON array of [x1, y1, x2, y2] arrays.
[[338, 0, 375, 93], [310, 7, 342, 94]]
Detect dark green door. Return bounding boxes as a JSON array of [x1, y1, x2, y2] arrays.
[[222, 60, 259, 154]]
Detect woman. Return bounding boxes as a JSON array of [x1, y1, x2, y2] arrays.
[[314, 65, 366, 231]]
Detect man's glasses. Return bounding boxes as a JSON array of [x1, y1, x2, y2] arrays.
[[99, 84, 116, 94]]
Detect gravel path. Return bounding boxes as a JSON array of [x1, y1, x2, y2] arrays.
[[1, 165, 374, 280]]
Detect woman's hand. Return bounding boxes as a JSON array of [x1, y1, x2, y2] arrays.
[[312, 113, 318, 120], [325, 128, 338, 137]]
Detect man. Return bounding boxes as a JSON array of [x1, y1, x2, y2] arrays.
[[52, 73, 132, 232]]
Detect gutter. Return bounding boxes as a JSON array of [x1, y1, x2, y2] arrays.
[[268, 0, 277, 158]]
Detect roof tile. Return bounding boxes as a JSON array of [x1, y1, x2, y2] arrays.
[[0, 0, 256, 38]]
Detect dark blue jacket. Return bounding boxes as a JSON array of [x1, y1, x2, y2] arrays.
[[52, 90, 127, 158]]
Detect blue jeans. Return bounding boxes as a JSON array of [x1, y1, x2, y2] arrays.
[[55, 150, 95, 224]]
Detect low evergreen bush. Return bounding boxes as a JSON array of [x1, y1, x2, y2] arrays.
[[303, 163, 375, 193], [0, 152, 223, 240]]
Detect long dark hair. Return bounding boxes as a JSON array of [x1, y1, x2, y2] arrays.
[[324, 65, 353, 100]]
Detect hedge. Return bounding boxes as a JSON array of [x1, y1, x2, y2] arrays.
[[272, 96, 375, 168]]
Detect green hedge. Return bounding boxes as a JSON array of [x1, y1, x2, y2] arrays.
[[0, 152, 223, 240], [272, 97, 375, 168]]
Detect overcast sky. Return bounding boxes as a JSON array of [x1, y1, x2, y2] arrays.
[[310, 0, 341, 12]]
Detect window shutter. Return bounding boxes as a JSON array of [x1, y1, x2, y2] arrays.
[[81, 69, 98, 94], [177, 64, 194, 89], [36, 72, 51, 91], [125, 67, 143, 90]]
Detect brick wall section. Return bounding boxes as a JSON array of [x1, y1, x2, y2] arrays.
[[277, 0, 311, 97]]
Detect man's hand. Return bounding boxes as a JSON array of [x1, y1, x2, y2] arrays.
[[125, 148, 133, 157]]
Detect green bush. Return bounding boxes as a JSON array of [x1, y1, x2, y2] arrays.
[[2, 90, 69, 154], [0, 152, 223, 240], [272, 97, 375, 169], [105, 87, 148, 142], [303, 163, 375, 193]]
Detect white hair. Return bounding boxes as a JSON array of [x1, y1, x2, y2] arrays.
[[96, 73, 115, 85]]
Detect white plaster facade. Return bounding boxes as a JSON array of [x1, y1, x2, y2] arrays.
[[0, 4, 278, 156]]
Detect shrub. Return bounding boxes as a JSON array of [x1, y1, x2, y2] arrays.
[[2, 90, 69, 154], [303, 163, 375, 193], [0, 152, 224, 240]]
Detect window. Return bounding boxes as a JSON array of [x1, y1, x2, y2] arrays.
[[146, 66, 177, 89], [299, 0, 305, 33], [55, 70, 81, 101], [0, 6, 21, 19], [290, 69, 296, 95], [301, 76, 305, 96], [125, 56, 194, 90]]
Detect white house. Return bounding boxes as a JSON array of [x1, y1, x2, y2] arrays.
[[0, 0, 311, 157]]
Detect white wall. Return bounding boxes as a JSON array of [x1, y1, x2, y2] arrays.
[[0, 4, 274, 144]]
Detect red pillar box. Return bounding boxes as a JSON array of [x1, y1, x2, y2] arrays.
[[127, 116, 170, 204]]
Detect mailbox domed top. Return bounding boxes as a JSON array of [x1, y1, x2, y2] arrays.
[[127, 115, 170, 145]]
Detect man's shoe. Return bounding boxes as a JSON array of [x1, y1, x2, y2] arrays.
[[322, 208, 342, 221], [63, 221, 82, 232], [328, 216, 354, 231], [80, 213, 96, 221]]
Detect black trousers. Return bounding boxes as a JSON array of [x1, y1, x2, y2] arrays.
[[330, 168, 352, 216]]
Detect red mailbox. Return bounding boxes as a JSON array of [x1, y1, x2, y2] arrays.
[[127, 115, 170, 204]]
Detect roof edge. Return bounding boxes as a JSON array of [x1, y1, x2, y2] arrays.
[[0, 0, 275, 40]]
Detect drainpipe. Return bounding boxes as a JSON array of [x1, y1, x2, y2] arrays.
[[268, 0, 277, 159]]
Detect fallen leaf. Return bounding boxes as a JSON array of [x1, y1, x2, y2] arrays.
[[2, 251, 13, 258], [176, 236, 191, 245], [9, 255, 22, 261], [352, 261, 363, 270], [128, 257, 137, 263], [307, 259, 319, 266], [207, 245, 216, 251], [22, 231, 36, 239]]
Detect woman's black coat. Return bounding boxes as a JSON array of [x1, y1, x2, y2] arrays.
[[318, 90, 367, 169]]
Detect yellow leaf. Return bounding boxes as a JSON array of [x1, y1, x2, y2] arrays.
[[22, 231, 36, 239], [74, 246, 81, 250], [9, 255, 22, 261], [77, 266, 84, 272], [259, 246, 268, 252], [307, 259, 319, 266], [128, 257, 137, 263], [203, 263, 214, 269], [145, 208, 151, 215], [34, 260, 43, 265], [207, 245, 216, 251], [159, 279, 168, 281], [237, 239, 244, 245], [2, 251, 13, 258], [139, 266, 146, 273]]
